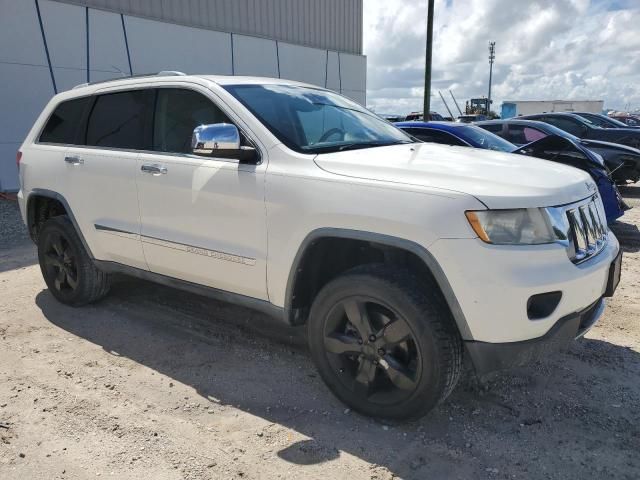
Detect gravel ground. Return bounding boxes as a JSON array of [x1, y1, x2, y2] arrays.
[[0, 190, 639, 480], [0, 200, 29, 250]]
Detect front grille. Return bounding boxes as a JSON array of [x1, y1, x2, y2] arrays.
[[565, 196, 608, 263]]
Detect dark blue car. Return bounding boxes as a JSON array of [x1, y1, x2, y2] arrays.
[[475, 119, 640, 184], [396, 121, 516, 152], [396, 121, 627, 224]]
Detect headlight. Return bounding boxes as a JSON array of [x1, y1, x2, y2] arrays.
[[465, 208, 556, 245]]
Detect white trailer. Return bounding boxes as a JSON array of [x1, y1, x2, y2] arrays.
[[501, 100, 604, 119]]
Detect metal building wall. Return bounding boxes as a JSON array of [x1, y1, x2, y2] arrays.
[[0, 0, 366, 191], [51, 0, 363, 54]]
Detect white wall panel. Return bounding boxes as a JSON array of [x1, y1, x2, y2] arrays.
[[89, 8, 129, 76], [342, 90, 366, 106], [0, 63, 54, 191], [277, 42, 326, 86], [232, 35, 278, 78], [124, 15, 232, 75], [0, 143, 20, 191], [52, 67, 85, 91], [0, 0, 47, 65], [0, 63, 53, 143], [39, 0, 86, 69], [325, 51, 340, 91], [339, 53, 366, 92]]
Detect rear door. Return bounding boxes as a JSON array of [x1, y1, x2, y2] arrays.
[[62, 88, 153, 270]]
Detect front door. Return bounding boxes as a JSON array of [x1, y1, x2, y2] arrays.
[[136, 87, 268, 300]]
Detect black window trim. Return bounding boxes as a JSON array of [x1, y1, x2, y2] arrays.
[[36, 84, 263, 165]]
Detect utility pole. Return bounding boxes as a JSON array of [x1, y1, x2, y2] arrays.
[[423, 0, 435, 120], [487, 41, 496, 116]]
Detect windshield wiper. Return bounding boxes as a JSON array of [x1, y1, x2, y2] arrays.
[[336, 140, 412, 152]]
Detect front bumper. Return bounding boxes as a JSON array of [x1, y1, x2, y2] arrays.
[[465, 298, 605, 376], [428, 233, 619, 343]]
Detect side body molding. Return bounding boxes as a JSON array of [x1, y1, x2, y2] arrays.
[[283, 228, 473, 340]]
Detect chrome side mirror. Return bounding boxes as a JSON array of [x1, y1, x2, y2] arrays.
[[191, 123, 241, 156]]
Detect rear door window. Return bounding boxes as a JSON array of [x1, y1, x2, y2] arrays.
[[40, 97, 91, 145], [86, 90, 154, 149]]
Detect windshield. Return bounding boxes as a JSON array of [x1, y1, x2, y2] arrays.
[[224, 84, 413, 154], [456, 125, 515, 152]]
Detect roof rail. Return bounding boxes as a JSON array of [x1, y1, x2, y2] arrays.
[[73, 71, 187, 90]]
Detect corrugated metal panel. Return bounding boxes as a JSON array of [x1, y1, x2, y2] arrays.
[[51, 0, 363, 54]]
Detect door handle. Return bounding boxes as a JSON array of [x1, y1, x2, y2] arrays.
[[64, 156, 83, 165], [141, 163, 168, 175]]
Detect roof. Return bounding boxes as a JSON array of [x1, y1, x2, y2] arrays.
[[502, 100, 604, 104], [67, 72, 320, 97]]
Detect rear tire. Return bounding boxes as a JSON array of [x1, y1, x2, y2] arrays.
[[38, 216, 110, 306], [307, 264, 462, 420]]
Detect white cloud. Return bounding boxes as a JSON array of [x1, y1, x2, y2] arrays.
[[363, 0, 640, 115]]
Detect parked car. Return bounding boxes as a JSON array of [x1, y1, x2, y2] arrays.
[[476, 119, 640, 185], [457, 114, 487, 123], [518, 112, 640, 150], [571, 112, 638, 129], [17, 73, 621, 420], [404, 111, 444, 121], [380, 114, 404, 123], [513, 136, 627, 224], [398, 122, 626, 223], [395, 121, 515, 152], [610, 114, 640, 127]]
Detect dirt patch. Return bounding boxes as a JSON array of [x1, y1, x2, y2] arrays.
[[0, 189, 639, 479]]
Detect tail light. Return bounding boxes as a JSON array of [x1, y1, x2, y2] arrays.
[[16, 150, 22, 167]]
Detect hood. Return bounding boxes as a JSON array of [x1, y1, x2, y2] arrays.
[[314, 142, 596, 209]]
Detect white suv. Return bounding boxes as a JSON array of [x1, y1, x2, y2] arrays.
[[17, 73, 622, 419]]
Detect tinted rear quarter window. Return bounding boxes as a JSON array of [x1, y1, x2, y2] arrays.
[[86, 90, 154, 149], [40, 97, 90, 144]]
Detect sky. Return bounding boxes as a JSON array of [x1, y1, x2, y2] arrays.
[[363, 0, 640, 116]]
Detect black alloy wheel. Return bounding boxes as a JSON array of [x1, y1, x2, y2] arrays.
[[323, 296, 421, 405], [42, 231, 79, 294], [37, 216, 111, 306], [308, 264, 463, 420]]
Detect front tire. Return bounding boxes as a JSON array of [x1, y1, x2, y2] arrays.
[[38, 216, 110, 306], [307, 264, 462, 420]]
